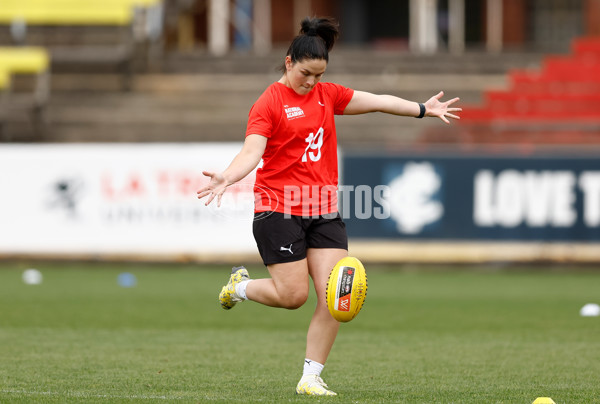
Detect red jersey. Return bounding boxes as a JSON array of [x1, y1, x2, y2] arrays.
[[246, 81, 354, 216]]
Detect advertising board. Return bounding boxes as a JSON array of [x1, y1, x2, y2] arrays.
[[342, 153, 600, 241], [0, 143, 257, 260]]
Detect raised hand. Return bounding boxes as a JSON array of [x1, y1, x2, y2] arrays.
[[424, 91, 462, 124], [197, 171, 228, 207]]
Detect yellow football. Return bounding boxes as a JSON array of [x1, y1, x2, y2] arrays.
[[326, 256, 367, 322]]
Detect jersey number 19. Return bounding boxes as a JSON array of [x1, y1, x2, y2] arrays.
[[302, 127, 324, 162]]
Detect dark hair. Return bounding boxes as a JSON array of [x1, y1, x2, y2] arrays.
[[279, 17, 339, 72]]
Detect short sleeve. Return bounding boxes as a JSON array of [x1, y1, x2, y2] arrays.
[[246, 89, 274, 138], [324, 83, 354, 115]]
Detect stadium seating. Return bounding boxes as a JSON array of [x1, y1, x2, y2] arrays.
[[0, 46, 50, 74], [0, 46, 50, 140], [0, 68, 8, 89], [0, 0, 161, 25], [421, 37, 600, 146], [0, 69, 9, 123], [0, 0, 163, 90]]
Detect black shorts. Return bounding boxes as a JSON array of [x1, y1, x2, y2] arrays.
[[252, 211, 348, 266]]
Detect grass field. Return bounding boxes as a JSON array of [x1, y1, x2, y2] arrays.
[[1, 261, 599, 403]]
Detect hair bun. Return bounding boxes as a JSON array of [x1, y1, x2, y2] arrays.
[[280, 16, 339, 71], [299, 17, 338, 51], [301, 19, 319, 36]]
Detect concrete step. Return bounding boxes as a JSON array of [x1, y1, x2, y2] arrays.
[[46, 71, 508, 94], [4, 70, 507, 144], [162, 48, 545, 75]]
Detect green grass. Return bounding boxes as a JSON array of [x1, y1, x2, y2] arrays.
[[1, 262, 599, 403]]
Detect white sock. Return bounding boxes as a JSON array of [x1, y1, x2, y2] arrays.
[[235, 279, 251, 300], [303, 358, 324, 377]]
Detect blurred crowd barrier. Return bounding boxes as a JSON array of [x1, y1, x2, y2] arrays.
[[1, 143, 600, 263]]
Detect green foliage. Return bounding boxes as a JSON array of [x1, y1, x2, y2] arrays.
[[0, 262, 599, 403]]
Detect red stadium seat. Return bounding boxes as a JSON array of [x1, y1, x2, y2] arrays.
[[572, 37, 600, 57], [446, 36, 600, 146]]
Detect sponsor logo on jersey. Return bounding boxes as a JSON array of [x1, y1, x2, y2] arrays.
[[285, 106, 305, 120]]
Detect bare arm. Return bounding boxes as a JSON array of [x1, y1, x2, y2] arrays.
[[343, 90, 461, 124], [197, 134, 267, 206]]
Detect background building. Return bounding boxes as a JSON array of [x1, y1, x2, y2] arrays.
[[173, 0, 600, 54]]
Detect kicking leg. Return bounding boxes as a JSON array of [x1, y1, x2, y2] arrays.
[[244, 259, 310, 309]]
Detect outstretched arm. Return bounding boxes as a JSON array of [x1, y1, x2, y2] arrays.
[[197, 134, 267, 206], [343, 90, 461, 124]]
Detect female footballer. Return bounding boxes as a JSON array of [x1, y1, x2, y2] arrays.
[[197, 17, 461, 396]]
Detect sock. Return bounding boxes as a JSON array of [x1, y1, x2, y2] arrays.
[[303, 358, 324, 377], [235, 279, 251, 300]]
